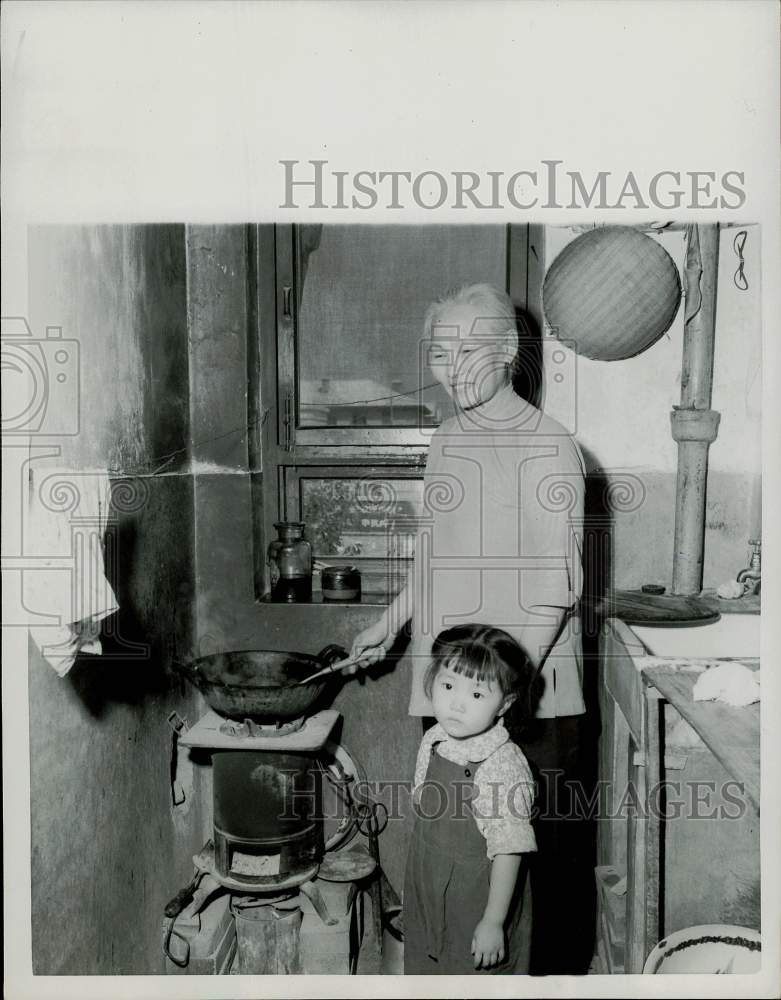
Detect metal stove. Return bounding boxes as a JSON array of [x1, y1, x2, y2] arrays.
[[179, 708, 339, 891], [164, 708, 379, 974]]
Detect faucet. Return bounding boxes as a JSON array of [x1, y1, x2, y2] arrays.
[[737, 539, 761, 595]]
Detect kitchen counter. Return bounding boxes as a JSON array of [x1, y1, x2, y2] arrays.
[[597, 619, 761, 973], [640, 660, 760, 811]]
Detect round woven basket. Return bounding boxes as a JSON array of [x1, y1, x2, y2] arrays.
[[542, 226, 682, 361]]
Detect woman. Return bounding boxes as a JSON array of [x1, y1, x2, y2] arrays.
[[349, 282, 584, 719]]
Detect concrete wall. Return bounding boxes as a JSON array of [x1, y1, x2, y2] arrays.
[[541, 224, 762, 591], [26, 226, 209, 974]]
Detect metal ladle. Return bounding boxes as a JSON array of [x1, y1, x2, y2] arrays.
[[297, 648, 385, 686]]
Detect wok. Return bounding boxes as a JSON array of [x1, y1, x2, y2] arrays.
[[178, 644, 349, 721]]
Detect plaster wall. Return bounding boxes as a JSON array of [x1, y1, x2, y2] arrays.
[[541, 224, 762, 591], [25, 225, 208, 974]]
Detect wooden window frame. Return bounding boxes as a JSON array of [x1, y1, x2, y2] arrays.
[[249, 223, 541, 599]]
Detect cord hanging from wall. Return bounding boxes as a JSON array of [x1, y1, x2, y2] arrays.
[[732, 229, 749, 290]]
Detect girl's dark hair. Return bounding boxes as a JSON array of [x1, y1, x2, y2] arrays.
[[423, 623, 535, 718]]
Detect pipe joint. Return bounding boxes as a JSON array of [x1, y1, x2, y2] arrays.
[[669, 407, 721, 444]]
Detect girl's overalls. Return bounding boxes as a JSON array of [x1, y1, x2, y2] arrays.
[[403, 744, 532, 974]]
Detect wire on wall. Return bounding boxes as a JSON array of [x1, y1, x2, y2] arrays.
[[732, 229, 749, 290], [108, 382, 442, 478]]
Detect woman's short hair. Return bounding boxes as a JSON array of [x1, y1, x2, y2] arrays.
[[424, 282, 541, 403], [423, 283, 517, 341]]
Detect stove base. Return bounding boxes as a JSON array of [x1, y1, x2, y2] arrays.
[[226, 879, 379, 976], [233, 901, 302, 974], [300, 879, 358, 975]]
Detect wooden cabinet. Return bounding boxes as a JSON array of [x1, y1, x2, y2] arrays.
[[597, 619, 760, 973]]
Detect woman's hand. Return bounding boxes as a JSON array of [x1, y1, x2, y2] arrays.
[[471, 917, 506, 969], [345, 575, 412, 674], [345, 617, 391, 674]]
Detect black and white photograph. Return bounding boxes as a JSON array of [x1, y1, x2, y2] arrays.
[[2, 4, 779, 1000]]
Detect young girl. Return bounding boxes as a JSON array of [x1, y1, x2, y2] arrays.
[[403, 624, 537, 975]]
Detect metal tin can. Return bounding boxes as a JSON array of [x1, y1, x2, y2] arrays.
[[321, 565, 361, 601]]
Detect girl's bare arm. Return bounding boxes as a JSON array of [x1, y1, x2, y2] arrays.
[[471, 853, 523, 968]]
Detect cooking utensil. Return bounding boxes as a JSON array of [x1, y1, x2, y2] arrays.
[[297, 653, 364, 685], [299, 645, 387, 686], [177, 644, 348, 720]]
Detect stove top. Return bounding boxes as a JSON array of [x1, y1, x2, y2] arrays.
[[219, 716, 306, 738], [178, 709, 339, 751]]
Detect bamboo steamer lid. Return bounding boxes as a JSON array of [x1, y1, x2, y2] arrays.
[[542, 226, 682, 361]]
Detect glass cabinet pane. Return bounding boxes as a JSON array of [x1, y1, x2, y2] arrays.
[[296, 225, 507, 430], [299, 475, 424, 594]]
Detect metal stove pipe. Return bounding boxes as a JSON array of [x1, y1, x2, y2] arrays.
[[670, 224, 721, 595]]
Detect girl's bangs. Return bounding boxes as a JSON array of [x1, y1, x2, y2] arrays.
[[442, 647, 498, 686]]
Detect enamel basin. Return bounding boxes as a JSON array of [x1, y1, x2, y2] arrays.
[[629, 613, 760, 659]]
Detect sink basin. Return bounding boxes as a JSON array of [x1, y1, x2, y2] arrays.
[[629, 613, 760, 658]]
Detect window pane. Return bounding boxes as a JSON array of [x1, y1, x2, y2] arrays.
[[297, 225, 507, 429], [300, 476, 424, 594]]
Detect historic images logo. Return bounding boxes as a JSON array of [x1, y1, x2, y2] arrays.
[[1, 316, 81, 436], [280, 160, 747, 212]]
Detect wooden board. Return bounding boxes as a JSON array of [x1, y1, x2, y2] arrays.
[[642, 665, 760, 811], [585, 589, 720, 626]]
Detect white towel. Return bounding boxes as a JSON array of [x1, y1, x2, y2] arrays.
[[692, 661, 760, 707], [23, 466, 119, 676]]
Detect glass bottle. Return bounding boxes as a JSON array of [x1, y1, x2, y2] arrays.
[[267, 521, 312, 602]]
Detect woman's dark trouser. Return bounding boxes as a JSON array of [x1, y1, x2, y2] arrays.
[[513, 715, 596, 975]]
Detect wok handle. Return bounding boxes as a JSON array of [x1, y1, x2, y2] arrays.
[[316, 644, 350, 668]]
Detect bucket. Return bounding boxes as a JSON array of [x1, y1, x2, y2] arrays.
[[233, 902, 302, 974], [643, 924, 761, 974]]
